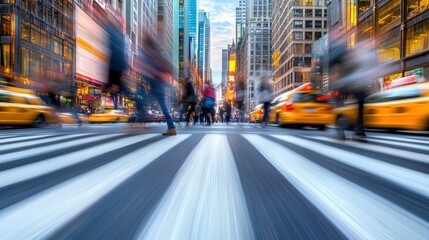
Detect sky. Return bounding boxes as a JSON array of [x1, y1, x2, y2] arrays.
[[199, 0, 236, 86]]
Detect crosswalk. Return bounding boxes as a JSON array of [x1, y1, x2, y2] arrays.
[[0, 131, 428, 240]]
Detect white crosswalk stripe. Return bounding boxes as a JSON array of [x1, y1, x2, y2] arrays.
[[308, 136, 429, 164], [139, 134, 254, 240], [0, 133, 123, 164], [0, 134, 191, 240], [0, 131, 427, 239], [272, 135, 429, 198], [244, 134, 429, 239]]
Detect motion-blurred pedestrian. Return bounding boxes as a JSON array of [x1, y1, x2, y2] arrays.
[[259, 75, 273, 126], [178, 76, 197, 126], [202, 82, 215, 126]]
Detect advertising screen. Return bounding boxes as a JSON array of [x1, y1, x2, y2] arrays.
[[75, 6, 109, 85]]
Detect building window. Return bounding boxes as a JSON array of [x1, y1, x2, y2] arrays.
[[407, 0, 429, 19], [30, 51, 41, 80], [294, 20, 303, 28], [305, 0, 313, 6], [294, 9, 303, 17], [1, 15, 11, 36], [315, 20, 322, 28], [64, 41, 73, 59], [31, 25, 41, 45], [377, 31, 400, 63], [305, 20, 313, 28], [40, 30, 50, 49], [358, 0, 371, 15], [294, 0, 303, 6], [377, 0, 401, 30], [305, 32, 313, 40], [358, 15, 373, 41], [406, 19, 429, 56], [54, 37, 63, 55], [315, 32, 322, 40], [305, 44, 312, 53], [1, 44, 11, 73], [21, 47, 30, 77], [293, 31, 303, 40], [315, 9, 322, 17], [21, 22, 30, 41], [305, 9, 313, 17], [347, 0, 357, 30]]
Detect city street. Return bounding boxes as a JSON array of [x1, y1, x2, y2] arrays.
[[0, 123, 428, 239]]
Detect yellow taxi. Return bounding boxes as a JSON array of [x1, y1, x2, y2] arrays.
[[269, 83, 334, 130], [0, 87, 58, 127], [56, 112, 78, 124], [334, 81, 429, 131], [249, 104, 263, 123], [89, 109, 129, 123]]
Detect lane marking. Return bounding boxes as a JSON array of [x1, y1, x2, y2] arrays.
[[370, 135, 429, 145], [244, 134, 429, 240], [0, 135, 55, 144], [0, 134, 191, 240], [1, 134, 92, 151]]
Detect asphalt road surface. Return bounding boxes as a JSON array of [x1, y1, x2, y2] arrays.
[[0, 123, 428, 240]]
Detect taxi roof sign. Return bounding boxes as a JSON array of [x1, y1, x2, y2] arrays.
[[390, 75, 417, 89]]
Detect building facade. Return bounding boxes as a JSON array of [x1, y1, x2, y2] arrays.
[[240, 0, 273, 112], [0, 0, 75, 107], [222, 49, 228, 89], [198, 10, 210, 86], [272, 0, 327, 96], [188, 0, 198, 65], [327, 0, 429, 92]]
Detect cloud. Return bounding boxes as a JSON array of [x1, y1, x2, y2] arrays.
[[199, 0, 236, 85]]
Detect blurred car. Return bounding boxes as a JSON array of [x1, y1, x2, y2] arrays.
[[0, 87, 58, 127], [56, 112, 78, 124], [269, 83, 334, 130], [249, 104, 263, 123], [334, 82, 429, 131], [78, 113, 89, 123], [89, 109, 129, 123]]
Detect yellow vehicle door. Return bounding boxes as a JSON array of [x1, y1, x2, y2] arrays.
[[0, 92, 31, 124], [363, 92, 387, 128], [380, 86, 423, 130]]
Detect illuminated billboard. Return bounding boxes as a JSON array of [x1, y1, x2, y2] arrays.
[[75, 6, 109, 85]]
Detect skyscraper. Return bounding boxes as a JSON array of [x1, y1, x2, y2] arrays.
[[198, 11, 211, 86], [188, 0, 198, 66], [272, 0, 327, 95], [178, 0, 190, 80], [240, 0, 273, 112], [222, 49, 229, 89], [236, 0, 247, 45]]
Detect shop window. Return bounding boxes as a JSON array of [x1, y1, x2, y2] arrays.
[[1, 15, 11, 36], [377, 31, 400, 63], [305, 32, 313, 40], [377, 0, 401, 30], [358, 0, 371, 15], [357, 15, 373, 41], [406, 19, 429, 56], [1, 44, 11, 73], [21, 47, 30, 77], [407, 0, 429, 19]]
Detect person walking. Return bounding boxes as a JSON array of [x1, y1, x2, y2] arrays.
[[225, 101, 232, 124], [235, 81, 245, 123], [138, 34, 176, 135], [178, 76, 197, 126], [202, 82, 215, 126], [259, 75, 273, 126]]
